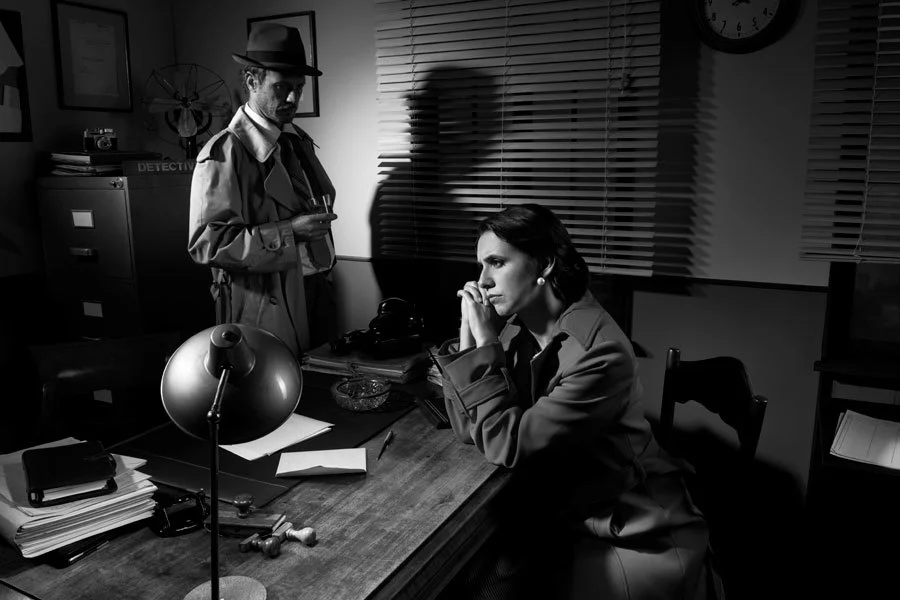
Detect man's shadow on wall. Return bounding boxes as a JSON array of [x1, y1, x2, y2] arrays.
[[369, 66, 501, 342]]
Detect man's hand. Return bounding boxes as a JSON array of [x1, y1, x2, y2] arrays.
[[291, 213, 337, 241]]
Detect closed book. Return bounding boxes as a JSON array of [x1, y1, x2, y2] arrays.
[[22, 441, 118, 507], [49, 150, 160, 166], [303, 343, 430, 383]]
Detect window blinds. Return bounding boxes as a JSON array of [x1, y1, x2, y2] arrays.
[[373, 0, 666, 276], [802, 0, 900, 263]]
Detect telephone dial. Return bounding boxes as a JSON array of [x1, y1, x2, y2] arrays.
[[332, 297, 423, 359]]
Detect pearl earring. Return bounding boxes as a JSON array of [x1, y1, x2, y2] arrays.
[[537, 277, 546, 286]]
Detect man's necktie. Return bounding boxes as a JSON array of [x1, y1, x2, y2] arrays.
[[277, 135, 333, 271], [278, 136, 313, 204]]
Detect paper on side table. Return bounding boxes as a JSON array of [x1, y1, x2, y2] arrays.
[[222, 414, 333, 461], [830, 409, 900, 470], [276, 448, 367, 477]]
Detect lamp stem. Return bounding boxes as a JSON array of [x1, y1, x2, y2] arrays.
[[208, 366, 231, 600]]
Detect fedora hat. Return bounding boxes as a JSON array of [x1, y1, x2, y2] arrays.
[[233, 23, 322, 76]]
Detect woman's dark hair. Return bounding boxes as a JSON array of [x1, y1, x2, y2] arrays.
[[478, 203, 589, 305]]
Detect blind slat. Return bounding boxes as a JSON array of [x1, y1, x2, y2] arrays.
[[375, 0, 680, 276], [802, 0, 900, 263]]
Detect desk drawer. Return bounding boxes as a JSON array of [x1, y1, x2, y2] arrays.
[[49, 278, 142, 339], [39, 189, 134, 279]]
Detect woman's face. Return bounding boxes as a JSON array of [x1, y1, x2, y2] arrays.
[[476, 231, 542, 317]]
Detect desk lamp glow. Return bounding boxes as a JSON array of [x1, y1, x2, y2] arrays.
[[160, 324, 302, 600]]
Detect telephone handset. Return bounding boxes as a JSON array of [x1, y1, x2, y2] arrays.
[[369, 297, 421, 339], [332, 297, 423, 358]]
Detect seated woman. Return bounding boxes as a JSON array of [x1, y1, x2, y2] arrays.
[[435, 204, 717, 600]]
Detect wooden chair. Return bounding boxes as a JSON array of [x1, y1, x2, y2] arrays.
[[27, 332, 182, 446], [659, 347, 767, 460], [657, 347, 769, 600]]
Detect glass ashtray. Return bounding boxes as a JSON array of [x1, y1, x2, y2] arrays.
[[331, 376, 392, 412]]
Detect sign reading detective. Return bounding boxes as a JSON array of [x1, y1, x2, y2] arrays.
[[123, 159, 196, 175]]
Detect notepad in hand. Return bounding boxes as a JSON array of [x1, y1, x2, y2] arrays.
[[276, 448, 367, 478]]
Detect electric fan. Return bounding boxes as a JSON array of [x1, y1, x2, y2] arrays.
[[142, 63, 233, 159]]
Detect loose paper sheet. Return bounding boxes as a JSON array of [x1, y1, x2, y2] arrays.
[[830, 410, 900, 470], [221, 414, 333, 461]]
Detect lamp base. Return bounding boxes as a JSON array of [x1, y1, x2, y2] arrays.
[[184, 575, 266, 600]]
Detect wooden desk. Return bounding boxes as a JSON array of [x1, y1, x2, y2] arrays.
[[0, 400, 510, 600]]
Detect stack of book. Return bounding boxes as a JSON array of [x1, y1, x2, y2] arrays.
[[0, 438, 157, 558], [303, 342, 432, 384], [46, 150, 161, 176]]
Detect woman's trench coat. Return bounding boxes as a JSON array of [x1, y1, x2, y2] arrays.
[[436, 293, 715, 599]]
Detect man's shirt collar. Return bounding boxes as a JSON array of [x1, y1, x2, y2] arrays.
[[245, 104, 301, 138], [244, 103, 281, 142], [231, 104, 301, 163]]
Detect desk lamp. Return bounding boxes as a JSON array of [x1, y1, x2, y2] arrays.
[[160, 324, 302, 600]]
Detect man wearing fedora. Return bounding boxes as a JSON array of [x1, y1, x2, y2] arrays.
[[189, 23, 338, 357]]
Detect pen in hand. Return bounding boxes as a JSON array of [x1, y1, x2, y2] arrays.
[[376, 429, 395, 461]]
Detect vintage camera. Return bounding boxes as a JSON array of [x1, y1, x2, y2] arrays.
[[83, 128, 118, 152]]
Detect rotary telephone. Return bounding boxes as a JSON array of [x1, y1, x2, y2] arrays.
[[332, 297, 423, 359]]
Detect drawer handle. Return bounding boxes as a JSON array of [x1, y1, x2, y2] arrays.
[[69, 247, 98, 258]]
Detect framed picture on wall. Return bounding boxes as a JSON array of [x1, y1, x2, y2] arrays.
[[247, 12, 320, 118], [0, 9, 33, 141], [51, 1, 132, 111]]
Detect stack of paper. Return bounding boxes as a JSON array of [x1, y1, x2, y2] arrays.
[[0, 439, 157, 558], [830, 410, 900, 470]]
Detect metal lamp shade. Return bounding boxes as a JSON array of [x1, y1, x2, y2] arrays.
[[160, 324, 302, 444]]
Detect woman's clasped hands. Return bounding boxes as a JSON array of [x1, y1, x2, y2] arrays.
[[457, 281, 499, 350]]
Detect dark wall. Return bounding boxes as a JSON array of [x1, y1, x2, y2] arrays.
[[0, 272, 56, 451]]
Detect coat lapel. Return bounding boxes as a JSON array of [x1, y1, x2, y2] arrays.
[[228, 107, 304, 214], [264, 158, 304, 213]]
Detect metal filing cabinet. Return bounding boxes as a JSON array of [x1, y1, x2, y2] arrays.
[[37, 174, 214, 341]]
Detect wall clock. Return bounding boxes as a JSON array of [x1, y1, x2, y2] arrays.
[[692, 0, 801, 54]]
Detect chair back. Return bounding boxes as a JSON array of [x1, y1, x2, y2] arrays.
[[657, 347, 770, 600], [659, 347, 767, 460], [28, 332, 182, 444]]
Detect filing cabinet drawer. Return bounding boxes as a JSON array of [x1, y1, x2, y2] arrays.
[[37, 174, 207, 342], [38, 189, 134, 279], [48, 277, 142, 339]]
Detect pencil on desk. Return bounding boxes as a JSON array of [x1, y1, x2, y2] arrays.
[[425, 346, 445, 376], [377, 429, 395, 461]]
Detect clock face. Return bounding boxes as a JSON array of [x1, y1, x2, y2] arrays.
[[694, 0, 799, 53], [702, 0, 780, 40]]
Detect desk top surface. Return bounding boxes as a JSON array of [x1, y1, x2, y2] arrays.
[[0, 385, 508, 600]]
